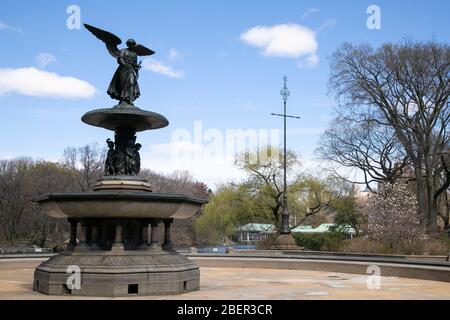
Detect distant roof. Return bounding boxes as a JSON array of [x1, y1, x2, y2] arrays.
[[290, 225, 313, 232], [292, 223, 356, 234], [236, 223, 276, 232], [236, 223, 356, 234]]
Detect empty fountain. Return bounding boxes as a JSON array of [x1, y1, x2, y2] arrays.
[[33, 24, 208, 296]]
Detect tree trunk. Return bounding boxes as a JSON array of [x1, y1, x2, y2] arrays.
[[439, 192, 449, 230], [426, 184, 438, 234], [425, 149, 438, 234], [414, 162, 428, 226]]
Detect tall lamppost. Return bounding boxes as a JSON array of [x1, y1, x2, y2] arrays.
[[271, 76, 301, 235]]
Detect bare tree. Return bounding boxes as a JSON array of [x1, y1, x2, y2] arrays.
[[317, 110, 410, 192], [62, 143, 105, 191], [141, 169, 209, 198], [329, 41, 450, 233], [0, 158, 33, 245], [0, 159, 75, 246], [26, 161, 75, 246]]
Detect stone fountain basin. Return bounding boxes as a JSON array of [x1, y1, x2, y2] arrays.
[[34, 192, 207, 219]]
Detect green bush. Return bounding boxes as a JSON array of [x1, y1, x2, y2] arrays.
[[293, 232, 346, 251]]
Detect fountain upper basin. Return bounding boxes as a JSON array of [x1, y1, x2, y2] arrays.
[[35, 192, 207, 219], [81, 105, 169, 132]]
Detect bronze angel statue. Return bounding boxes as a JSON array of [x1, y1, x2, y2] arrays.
[[84, 24, 155, 105]]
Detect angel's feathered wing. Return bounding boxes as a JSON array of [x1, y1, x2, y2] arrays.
[[132, 44, 155, 56], [84, 24, 122, 59]]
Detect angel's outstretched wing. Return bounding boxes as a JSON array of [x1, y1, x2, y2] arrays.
[[132, 44, 155, 56], [84, 24, 122, 59]]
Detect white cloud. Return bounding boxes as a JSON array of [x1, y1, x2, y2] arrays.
[[141, 58, 185, 78], [36, 53, 57, 68], [301, 8, 320, 19], [168, 49, 183, 61], [318, 18, 337, 32], [297, 53, 319, 68], [0, 67, 96, 99], [0, 20, 23, 33], [240, 23, 318, 59]]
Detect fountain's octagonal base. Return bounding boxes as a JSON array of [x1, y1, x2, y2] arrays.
[[33, 250, 199, 297]]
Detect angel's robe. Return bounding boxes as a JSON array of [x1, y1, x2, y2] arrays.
[[107, 48, 140, 104]]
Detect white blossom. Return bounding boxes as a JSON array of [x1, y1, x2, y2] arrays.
[[367, 181, 427, 243]]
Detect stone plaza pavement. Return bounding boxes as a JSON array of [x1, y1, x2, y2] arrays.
[[0, 258, 449, 300]]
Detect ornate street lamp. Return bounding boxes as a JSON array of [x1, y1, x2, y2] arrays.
[[271, 76, 301, 235]]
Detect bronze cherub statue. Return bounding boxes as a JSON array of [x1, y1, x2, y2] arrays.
[[84, 23, 155, 106]]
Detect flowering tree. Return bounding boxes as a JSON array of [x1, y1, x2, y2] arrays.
[[367, 181, 427, 246]]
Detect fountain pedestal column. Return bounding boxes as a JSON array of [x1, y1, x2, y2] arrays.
[[138, 219, 149, 250], [162, 218, 174, 251], [75, 221, 90, 251], [149, 218, 161, 250], [89, 219, 102, 250], [111, 219, 125, 251], [67, 219, 78, 251]]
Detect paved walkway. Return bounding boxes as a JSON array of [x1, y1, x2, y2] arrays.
[[0, 258, 449, 299]]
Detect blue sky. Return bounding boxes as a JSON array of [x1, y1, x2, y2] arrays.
[[0, 0, 449, 188]]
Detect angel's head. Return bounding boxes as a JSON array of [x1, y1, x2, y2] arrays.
[[126, 39, 136, 48]]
